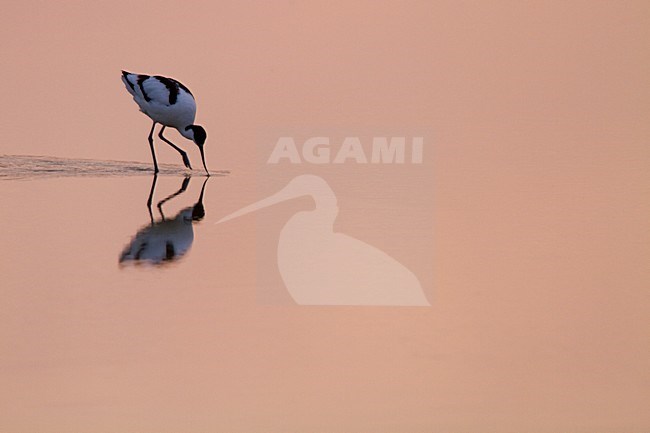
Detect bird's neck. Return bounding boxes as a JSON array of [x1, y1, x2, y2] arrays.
[[179, 127, 193, 141]]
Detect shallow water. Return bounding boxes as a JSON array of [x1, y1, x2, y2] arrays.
[[0, 155, 230, 179], [3, 0, 650, 429], [1, 154, 647, 432]]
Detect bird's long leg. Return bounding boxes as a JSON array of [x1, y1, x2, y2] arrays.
[[148, 121, 159, 174], [157, 176, 191, 219], [158, 126, 192, 170]]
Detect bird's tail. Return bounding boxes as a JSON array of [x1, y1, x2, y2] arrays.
[[121, 70, 137, 96]]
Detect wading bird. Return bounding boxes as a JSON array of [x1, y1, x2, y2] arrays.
[[121, 71, 209, 174], [217, 175, 429, 305]]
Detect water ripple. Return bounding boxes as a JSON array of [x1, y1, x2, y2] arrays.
[[0, 155, 229, 180]]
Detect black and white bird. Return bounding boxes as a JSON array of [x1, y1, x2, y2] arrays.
[[121, 71, 209, 174]]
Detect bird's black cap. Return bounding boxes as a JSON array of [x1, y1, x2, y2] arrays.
[[186, 125, 207, 145]]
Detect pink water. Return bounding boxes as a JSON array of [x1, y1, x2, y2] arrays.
[[1, 1, 648, 432]]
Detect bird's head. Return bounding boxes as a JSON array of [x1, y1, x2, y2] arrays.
[[183, 125, 209, 175]]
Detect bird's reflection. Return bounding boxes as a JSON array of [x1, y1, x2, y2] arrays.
[[119, 175, 208, 266]]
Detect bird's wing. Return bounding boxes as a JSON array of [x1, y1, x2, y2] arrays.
[[140, 76, 185, 106]]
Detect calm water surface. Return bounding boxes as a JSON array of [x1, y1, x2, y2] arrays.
[[0, 155, 647, 432], [2, 0, 649, 430]]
